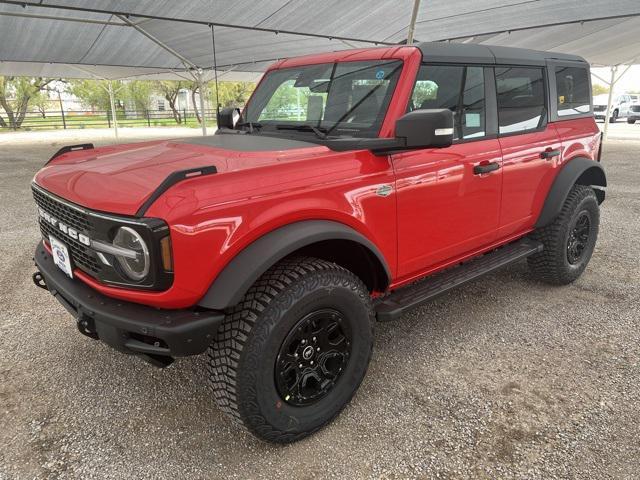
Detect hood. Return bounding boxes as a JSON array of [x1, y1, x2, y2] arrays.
[[34, 134, 327, 216]]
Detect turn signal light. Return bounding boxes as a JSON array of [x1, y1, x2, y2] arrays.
[[160, 236, 173, 271]]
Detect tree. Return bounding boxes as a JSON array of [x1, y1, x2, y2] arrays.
[[0, 76, 57, 129], [155, 81, 188, 124], [32, 89, 53, 118], [209, 81, 256, 110], [67, 79, 123, 112], [592, 83, 609, 96], [125, 80, 154, 113]]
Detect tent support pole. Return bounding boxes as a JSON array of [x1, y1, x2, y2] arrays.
[[407, 0, 421, 44], [197, 73, 207, 136], [108, 81, 119, 140]]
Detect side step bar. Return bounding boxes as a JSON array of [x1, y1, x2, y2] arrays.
[[375, 238, 543, 322]]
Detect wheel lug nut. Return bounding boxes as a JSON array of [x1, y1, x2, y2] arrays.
[[317, 347, 320, 351], [294, 353, 298, 357], [301, 339, 306, 345], [299, 364, 303, 368], [310, 361, 314, 365], [313, 337, 317, 342]]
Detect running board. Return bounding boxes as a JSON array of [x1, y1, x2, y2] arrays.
[[375, 238, 543, 322]]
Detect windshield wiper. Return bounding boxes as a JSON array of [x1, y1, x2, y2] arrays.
[[276, 124, 327, 140], [236, 121, 262, 133]]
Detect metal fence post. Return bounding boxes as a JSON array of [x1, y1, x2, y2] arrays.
[[146, 110, 151, 127], [107, 110, 111, 128]]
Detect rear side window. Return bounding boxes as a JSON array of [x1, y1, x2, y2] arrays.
[[409, 65, 486, 140], [555, 66, 590, 116], [496, 67, 546, 134]]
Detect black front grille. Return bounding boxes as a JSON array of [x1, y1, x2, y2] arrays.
[[631, 105, 640, 113], [32, 186, 102, 276], [593, 105, 606, 112]]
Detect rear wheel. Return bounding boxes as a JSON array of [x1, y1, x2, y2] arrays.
[[207, 256, 374, 443], [528, 185, 599, 285], [628, 119, 636, 124]]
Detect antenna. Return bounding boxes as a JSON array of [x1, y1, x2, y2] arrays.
[[210, 24, 221, 125]]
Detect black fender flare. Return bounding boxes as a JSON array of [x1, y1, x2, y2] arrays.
[[535, 157, 606, 228], [197, 220, 391, 310]]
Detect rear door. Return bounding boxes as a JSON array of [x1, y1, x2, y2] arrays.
[[494, 66, 562, 239], [393, 64, 503, 279]]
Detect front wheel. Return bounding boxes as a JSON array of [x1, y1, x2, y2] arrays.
[[528, 185, 599, 285], [207, 257, 374, 443], [609, 110, 618, 123]]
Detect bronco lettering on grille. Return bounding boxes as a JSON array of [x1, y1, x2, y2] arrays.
[[38, 208, 91, 246]]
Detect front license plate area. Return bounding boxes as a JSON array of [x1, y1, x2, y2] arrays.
[[49, 235, 74, 278]]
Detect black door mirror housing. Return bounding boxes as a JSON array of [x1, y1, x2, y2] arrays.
[[217, 107, 241, 130], [395, 109, 454, 149]]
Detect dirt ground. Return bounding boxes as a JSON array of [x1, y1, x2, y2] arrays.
[[0, 128, 639, 479]]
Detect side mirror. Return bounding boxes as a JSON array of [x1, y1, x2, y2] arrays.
[[395, 109, 454, 149], [217, 107, 241, 129]]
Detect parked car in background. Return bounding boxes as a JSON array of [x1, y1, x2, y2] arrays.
[[627, 95, 640, 124], [593, 93, 634, 122]]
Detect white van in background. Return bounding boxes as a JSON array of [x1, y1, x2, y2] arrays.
[[593, 93, 635, 123]]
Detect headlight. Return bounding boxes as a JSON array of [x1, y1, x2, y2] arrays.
[[112, 226, 149, 281]]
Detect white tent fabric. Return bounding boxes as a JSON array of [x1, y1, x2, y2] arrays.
[[1, 0, 640, 81]]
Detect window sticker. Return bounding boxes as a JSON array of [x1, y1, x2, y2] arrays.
[[559, 95, 565, 104], [465, 112, 481, 128]]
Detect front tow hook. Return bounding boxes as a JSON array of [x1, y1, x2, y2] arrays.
[[33, 271, 48, 290]]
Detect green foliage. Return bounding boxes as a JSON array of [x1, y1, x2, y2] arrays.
[[0, 76, 57, 129], [592, 83, 609, 96], [209, 81, 256, 109], [67, 79, 122, 111], [125, 81, 154, 112]]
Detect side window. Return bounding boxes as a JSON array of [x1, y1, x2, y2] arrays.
[[555, 66, 591, 117], [496, 67, 546, 134], [409, 65, 486, 140]]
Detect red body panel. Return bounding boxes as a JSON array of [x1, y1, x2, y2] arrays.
[[32, 46, 601, 309]]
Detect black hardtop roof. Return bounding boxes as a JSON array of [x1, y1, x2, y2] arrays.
[[417, 42, 587, 66]]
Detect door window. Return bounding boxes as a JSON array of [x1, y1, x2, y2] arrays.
[[409, 65, 486, 140], [496, 67, 546, 134], [555, 66, 591, 116]]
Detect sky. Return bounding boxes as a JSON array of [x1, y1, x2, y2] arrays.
[[591, 65, 640, 95]]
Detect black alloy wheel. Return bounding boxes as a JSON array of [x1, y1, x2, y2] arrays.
[[275, 309, 352, 406], [567, 212, 591, 265]]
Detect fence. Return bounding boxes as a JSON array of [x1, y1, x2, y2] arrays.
[[0, 108, 218, 131]]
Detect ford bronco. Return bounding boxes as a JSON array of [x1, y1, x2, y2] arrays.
[[32, 42, 605, 443]]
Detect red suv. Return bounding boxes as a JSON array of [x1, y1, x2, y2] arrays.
[[32, 42, 605, 443]]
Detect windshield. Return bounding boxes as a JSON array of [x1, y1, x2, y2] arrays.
[[243, 60, 403, 138]]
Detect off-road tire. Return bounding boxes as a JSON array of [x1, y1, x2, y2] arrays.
[[528, 185, 599, 285], [206, 256, 374, 443], [628, 119, 636, 124]]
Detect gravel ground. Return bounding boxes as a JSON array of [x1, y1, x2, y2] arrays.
[[0, 130, 639, 479]]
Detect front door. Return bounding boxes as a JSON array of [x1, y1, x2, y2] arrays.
[[393, 64, 503, 280]]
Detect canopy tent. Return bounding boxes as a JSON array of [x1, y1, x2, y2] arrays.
[[1, 0, 639, 137], [1, 0, 640, 81]]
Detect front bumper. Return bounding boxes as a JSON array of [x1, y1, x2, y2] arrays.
[[34, 241, 224, 363]]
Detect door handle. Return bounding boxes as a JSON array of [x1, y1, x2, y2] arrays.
[[473, 161, 500, 175], [540, 148, 561, 159]]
